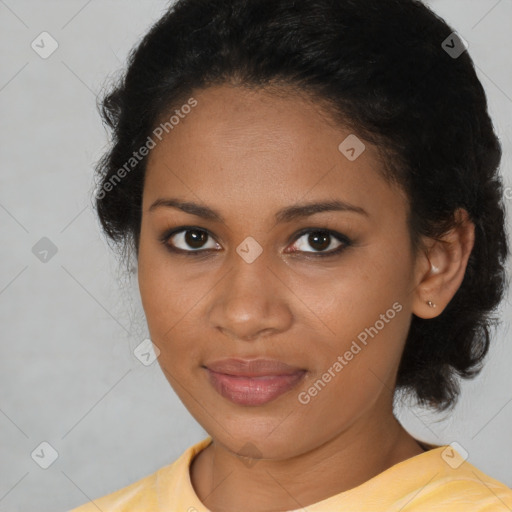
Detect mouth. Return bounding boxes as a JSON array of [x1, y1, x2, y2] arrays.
[[203, 358, 307, 406]]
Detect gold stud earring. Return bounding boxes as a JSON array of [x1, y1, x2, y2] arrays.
[[427, 300, 436, 308]]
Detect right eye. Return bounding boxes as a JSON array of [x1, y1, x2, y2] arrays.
[[159, 227, 221, 255]]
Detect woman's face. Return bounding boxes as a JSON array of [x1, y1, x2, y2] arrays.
[[138, 84, 423, 458]]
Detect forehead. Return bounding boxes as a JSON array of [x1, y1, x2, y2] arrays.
[[143, 84, 406, 219]]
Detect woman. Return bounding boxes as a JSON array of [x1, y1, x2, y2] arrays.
[[71, 0, 512, 510]]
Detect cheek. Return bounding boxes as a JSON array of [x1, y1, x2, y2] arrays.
[[298, 305, 410, 437], [137, 243, 207, 370], [311, 245, 413, 379], [138, 271, 186, 341], [312, 301, 409, 389], [137, 239, 180, 336]]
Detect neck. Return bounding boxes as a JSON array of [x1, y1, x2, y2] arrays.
[[190, 412, 425, 512]]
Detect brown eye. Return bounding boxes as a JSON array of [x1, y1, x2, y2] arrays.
[[287, 229, 351, 256], [307, 231, 331, 251], [164, 228, 220, 252], [184, 229, 208, 249]]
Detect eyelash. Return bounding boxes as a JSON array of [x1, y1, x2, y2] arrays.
[[158, 226, 352, 259]]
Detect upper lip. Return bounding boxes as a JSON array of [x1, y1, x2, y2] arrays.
[[205, 358, 305, 377]]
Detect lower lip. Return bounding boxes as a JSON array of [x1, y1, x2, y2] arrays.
[[206, 368, 306, 406]]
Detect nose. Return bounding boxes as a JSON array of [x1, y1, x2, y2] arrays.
[[207, 250, 294, 342]]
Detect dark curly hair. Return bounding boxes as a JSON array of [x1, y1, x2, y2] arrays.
[[92, 0, 509, 412]]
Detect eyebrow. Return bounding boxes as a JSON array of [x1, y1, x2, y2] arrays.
[[148, 197, 368, 223]]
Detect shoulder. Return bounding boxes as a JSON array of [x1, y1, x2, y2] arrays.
[[67, 463, 170, 511], [393, 445, 512, 511], [68, 436, 212, 512]]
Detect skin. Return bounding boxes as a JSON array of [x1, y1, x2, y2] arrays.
[[137, 84, 475, 512]]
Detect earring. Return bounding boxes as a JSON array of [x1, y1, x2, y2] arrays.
[[427, 300, 436, 308]]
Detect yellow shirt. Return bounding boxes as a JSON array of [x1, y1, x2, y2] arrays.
[[69, 436, 512, 511]]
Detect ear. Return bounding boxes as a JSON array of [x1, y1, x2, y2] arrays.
[[412, 208, 475, 319]]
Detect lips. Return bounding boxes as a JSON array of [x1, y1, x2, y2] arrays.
[[204, 358, 306, 406], [205, 358, 304, 377]]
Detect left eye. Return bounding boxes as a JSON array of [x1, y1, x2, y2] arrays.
[[287, 229, 349, 255]]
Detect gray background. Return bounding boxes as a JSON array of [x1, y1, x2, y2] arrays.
[[0, 1, 511, 511]]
